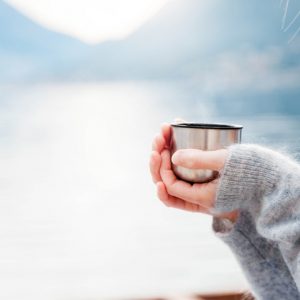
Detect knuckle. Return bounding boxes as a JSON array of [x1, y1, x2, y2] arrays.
[[165, 185, 174, 197], [152, 141, 156, 150], [156, 134, 162, 144], [157, 192, 163, 202], [164, 201, 171, 207]]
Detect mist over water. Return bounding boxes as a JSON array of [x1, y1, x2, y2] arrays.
[[0, 82, 299, 299]]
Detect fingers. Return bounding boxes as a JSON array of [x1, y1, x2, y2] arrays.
[[159, 149, 177, 185], [152, 134, 165, 153], [156, 182, 209, 213], [150, 123, 171, 184], [172, 149, 228, 171], [168, 181, 216, 208], [149, 151, 162, 183], [151, 123, 171, 154], [160, 149, 216, 208], [160, 123, 171, 147]]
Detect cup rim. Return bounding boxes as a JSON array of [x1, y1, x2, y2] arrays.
[[171, 123, 243, 129]]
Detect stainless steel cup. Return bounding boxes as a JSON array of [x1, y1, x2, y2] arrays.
[[170, 123, 243, 183]]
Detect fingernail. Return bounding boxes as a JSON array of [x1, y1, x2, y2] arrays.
[[172, 150, 183, 164]]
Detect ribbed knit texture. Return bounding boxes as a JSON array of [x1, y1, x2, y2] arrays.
[[213, 144, 300, 300]]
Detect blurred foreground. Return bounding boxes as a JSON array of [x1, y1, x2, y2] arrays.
[[134, 291, 254, 299]]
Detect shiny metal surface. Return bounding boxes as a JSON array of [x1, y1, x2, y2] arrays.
[[170, 123, 243, 183]]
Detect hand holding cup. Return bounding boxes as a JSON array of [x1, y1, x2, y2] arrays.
[[149, 122, 240, 222]]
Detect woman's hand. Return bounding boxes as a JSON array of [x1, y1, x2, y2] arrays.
[[150, 123, 238, 222]]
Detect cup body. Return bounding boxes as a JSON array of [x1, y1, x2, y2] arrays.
[[170, 123, 243, 183]]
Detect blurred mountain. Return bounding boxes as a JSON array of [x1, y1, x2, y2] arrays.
[[0, 0, 91, 81], [80, 0, 289, 80], [0, 0, 299, 82]]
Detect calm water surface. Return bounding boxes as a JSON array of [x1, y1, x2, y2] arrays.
[[0, 82, 299, 299]]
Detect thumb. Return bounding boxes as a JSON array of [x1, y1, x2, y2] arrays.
[[171, 148, 228, 171]]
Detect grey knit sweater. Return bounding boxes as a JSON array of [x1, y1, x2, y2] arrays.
[[213, 144, 300, 300]]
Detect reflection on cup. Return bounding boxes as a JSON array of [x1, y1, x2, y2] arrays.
[[170, 123, 243, 183]]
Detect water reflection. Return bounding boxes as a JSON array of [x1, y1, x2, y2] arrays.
[[0, 82, 299, 299]]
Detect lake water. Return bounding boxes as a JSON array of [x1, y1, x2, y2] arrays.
[[0, 81, 299, 300]]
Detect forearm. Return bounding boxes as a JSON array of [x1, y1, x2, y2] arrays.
[[214, 144, 300, 296], [213, 211, 300, 299]]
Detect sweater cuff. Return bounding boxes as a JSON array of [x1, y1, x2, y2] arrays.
[[212, 210, 270, 255], [212, 216, 235, 237], [212, 210, 251, 243], [215, 144, 280, 213]]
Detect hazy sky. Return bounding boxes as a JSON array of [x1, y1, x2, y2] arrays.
[[5, 0, 172, 43]]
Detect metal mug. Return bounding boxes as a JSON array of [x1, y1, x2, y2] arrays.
[[170, 123, 243, 183]]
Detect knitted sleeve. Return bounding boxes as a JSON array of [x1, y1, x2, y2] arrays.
[[213, 144, 300, 299]]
